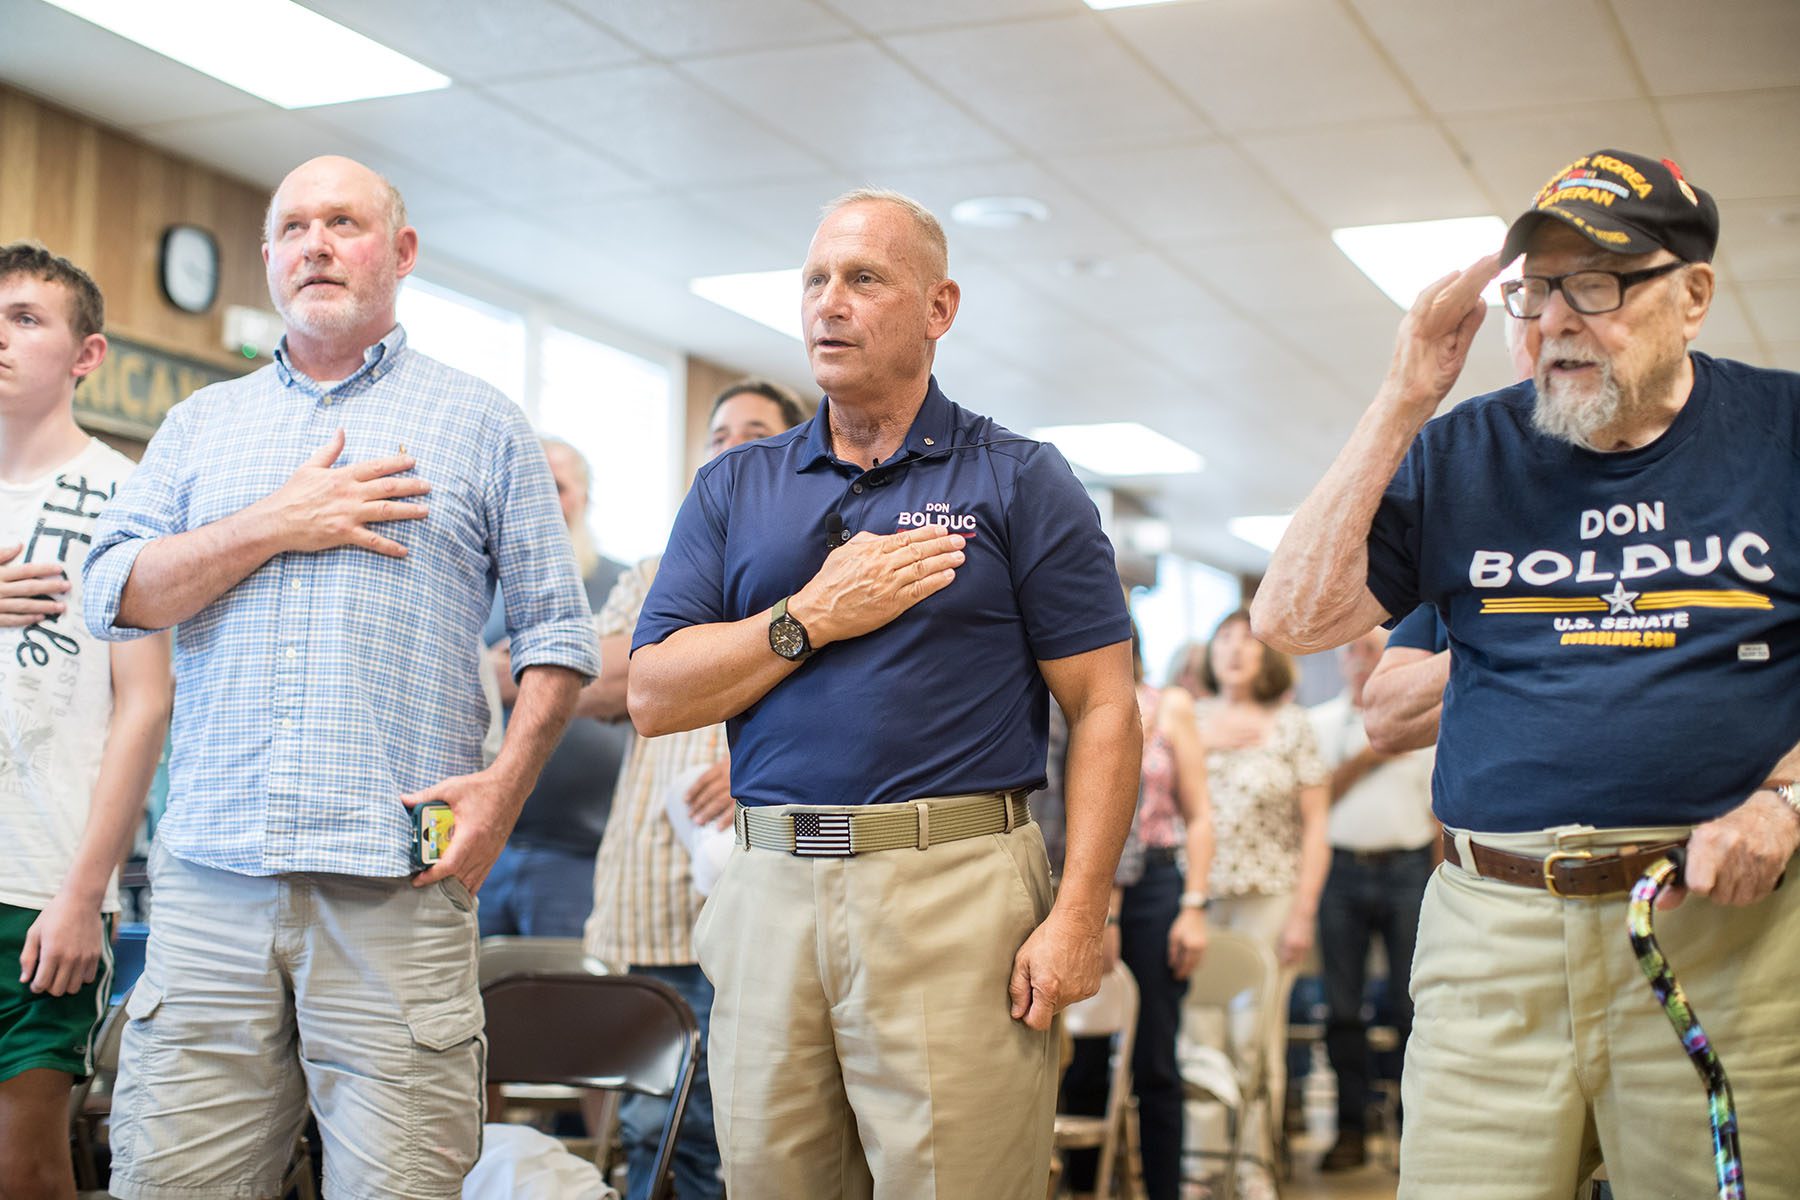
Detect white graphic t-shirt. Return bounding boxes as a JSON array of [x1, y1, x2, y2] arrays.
[[0, 438, 136, 912]]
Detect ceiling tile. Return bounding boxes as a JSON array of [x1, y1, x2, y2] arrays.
[[885, 16, 1207, 155], [1005, 252, 1235, 330], [1111, 0, 1415, 133], [1616, 0, 1800, 95], [821, 0, 1079, 35], [1164, 233, 1390, 315], [0, 0, 266, 128], [491, 64, 827, 185], [131, 109, 415, 195], [1239, 120, 1493, 228], [1714, 196, 1800, 282], [298, 0, 640, 82], [308, 89, 646, 205], [689, 40, 1011, 172], [539, 195, 792, 281], [1060, 141, 1313, 244], [1446, 101, 1669, 212], [877, 160, 1141, 263], [1659, 89, 1800, 199], [560, 0, 856, 58], [1353, 0, 1639, 116], [684, 174, 864, 253]]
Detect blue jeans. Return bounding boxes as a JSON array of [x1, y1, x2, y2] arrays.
[[619, 963, 721, 1200], [1061, 855, 1187, 1200], [476, 843, 596, 938], [1318, 845, 1433, 1133]]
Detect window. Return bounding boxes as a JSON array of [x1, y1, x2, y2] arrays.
[[537, 327, 677, 564], [1132, 556, 1241, 688], [396, 277, 528, 405]]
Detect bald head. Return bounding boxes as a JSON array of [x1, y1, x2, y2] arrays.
[[265, 156, 407, 243], [819, 189, 949, 284]]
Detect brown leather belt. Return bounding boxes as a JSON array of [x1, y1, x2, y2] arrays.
[[1441, 830, 1687, 899]]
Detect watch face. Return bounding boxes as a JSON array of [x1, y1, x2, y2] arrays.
[[770, 615, 808, 659], [160, 224, 220, 315]]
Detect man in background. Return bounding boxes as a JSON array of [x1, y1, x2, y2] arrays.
[[0, 243, 170, 1200]]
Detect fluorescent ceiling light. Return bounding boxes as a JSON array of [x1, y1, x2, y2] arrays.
[[42, 0, 450, 109], [1084, 0, 1189, 9], [1228, 514, 1292, 554], [1332, 216, 1518, 310], [1030, 423, 1203, 477], [690, 269, 801, 340]]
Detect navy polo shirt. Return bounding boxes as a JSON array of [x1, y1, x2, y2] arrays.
[[634, 378, 1131, 808]]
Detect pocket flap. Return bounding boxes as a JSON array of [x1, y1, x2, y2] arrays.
[[407, 994, 484, 1051], [124, 980, 163, 1020]]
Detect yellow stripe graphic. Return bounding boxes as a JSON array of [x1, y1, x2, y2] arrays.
[[1480, 588, 1772, 614]]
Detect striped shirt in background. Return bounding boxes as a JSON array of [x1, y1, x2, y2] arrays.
[[584, 557, 723, 966], [84, 327, 599, 878]]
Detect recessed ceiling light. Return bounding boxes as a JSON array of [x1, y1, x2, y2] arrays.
[[42, 0, 450, 109], [1084, 0, 1191, 9], [689, 269, 801, 340], [1228, 514, 1292, 554], [950, 196, 1050, 229], [1332, 216, 1518, 310], [1029, 422, 1203, 477]]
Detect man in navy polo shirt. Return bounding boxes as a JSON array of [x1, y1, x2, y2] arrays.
[[629, 188, 1139, 1199], [1254, 150, 1800, 1196]]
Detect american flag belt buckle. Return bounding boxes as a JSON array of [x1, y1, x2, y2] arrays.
[[791, 811, 856, 857]]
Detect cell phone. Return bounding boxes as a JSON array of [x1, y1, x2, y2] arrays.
[[412, 800, 454, 870]]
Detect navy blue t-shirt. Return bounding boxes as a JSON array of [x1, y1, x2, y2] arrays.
[[634, 379, 1132, 808], [1368, 353, 1800, 832], [1387, 604, 1449, 653]]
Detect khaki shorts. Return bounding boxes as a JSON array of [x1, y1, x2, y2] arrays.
[[109, 842, 485, 1200]]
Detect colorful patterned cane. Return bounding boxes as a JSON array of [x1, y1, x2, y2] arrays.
[[1627, 847, 1746, 1200]]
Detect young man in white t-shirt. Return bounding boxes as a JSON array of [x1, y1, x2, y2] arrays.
[[0, 243, 170, 1199]]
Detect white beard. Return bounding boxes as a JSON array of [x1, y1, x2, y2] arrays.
[[1532, 337, 1625, 449]]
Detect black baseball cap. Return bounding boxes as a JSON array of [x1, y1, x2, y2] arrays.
[[1501, 149, 1719, 265]]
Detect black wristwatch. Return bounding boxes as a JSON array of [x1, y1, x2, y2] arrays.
[[769, 595, 815, 662]]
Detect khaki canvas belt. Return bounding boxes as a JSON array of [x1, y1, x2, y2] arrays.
[[1442, 830, 1687, 898], [736, 790, 1032, 858]]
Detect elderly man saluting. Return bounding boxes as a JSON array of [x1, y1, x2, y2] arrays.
[[86, 155, 597, 1198], [1253, 149, 1800, 1197], [629, 189, 1140, 1199]]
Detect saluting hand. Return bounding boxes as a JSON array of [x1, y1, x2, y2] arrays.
[[251, 428, 433, 558], [788, 523, 965, 648], [0, 543, 70, 627], [1381, 252, 1503, 422]]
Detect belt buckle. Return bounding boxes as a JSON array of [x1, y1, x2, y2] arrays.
[[1542, 848, 1594, 899], [791, 811, 856, 858]]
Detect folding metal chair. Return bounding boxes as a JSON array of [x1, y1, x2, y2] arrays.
[[1051, 960, 1141, 1199], [482, 972, 699, 1200], [1178, 930, 1282, 1200]]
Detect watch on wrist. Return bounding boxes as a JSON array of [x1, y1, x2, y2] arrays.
[[1179, 891, 1210, 911], [1772, 782, 1800, 821], [768, 595, 814, 662]]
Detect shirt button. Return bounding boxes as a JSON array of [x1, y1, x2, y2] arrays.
[[280, 718, 294, 730], [852, 483, 864, 494], [291, 580, 302, 591], [286, 647, 298, 659]]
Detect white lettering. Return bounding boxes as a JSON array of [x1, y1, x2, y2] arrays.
[[1636, 501, 1665, 533], [1580, 510, 1605, 540], [1518, 550, 1572, 585], [1621, 544, 1672, 580], [1729, 532, 1774, 583], [1675, 536, 1722, 577], [1606, 505, 1636, 536], [1471, 550, 1513, 587], [1575, 551, 1615, 582]]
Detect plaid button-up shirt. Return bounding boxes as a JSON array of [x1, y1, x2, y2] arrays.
[[85, 327, 598, 877]]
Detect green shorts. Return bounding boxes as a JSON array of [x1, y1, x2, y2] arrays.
[[0, 901, 114, 1082]]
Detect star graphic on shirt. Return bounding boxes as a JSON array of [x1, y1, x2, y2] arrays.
[[1601, 581, 1639, 615]]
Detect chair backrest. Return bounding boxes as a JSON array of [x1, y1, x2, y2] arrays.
[[1181, 930, 1280, 1091], [478, 935, 609, 989], [482, 972, 699, 1200]]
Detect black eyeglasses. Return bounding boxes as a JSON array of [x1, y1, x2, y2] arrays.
[[1500, 261, 1686, 319]]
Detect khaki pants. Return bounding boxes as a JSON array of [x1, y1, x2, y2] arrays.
[[692, 809, 1058, 1200], [1402, 825, 1800, 1199]]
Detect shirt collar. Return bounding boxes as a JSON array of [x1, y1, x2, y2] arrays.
[[273, 324, 409, 393], [794, 376, 954, 473]]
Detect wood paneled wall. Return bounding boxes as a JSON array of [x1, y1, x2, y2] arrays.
[[0, 83, 270, 372]]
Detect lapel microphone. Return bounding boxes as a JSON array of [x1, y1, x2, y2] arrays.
[[824, 511, 845, 551]]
